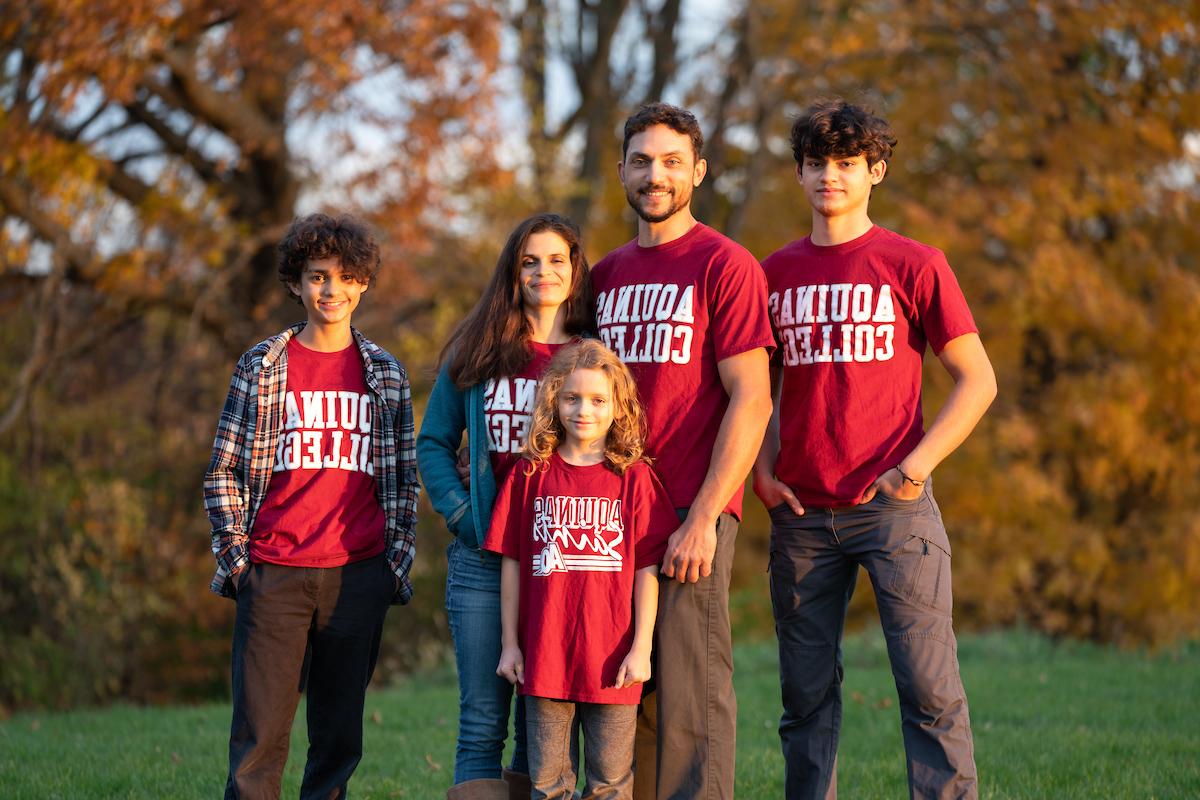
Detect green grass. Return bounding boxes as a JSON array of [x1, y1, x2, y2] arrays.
[[1, 629, 1196, 799]]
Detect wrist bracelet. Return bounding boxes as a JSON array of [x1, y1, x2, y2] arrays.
[[895, 465, 925, 487]]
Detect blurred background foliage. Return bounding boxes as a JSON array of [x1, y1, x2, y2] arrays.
[[1, 0, 1197, 711]]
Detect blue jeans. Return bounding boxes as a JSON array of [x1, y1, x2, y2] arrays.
[[445, 537, 528, 782]]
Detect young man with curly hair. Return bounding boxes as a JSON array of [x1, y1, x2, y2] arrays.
[[754, 100, 996, 799], [205, 212, 419, 798]]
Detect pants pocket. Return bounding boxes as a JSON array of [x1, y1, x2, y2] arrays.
[[887, 533, 951, 611], [234, 563, 253, 597], [381, 556, 398, 602]]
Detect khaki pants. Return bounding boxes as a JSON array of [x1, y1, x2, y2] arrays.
[[635, 511, 739, 800]]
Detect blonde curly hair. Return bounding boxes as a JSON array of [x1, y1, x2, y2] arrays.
[[523, 340, 646, 474]]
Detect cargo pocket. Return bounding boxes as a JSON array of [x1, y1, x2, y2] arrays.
[[888, 533, 952, 612]]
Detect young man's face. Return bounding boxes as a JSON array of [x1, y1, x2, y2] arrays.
[[289, 257, 369, 329], [619, 124, 707, 224], [797, 154, 886, 219]]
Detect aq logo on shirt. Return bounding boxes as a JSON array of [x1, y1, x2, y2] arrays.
[[531, 495, 626, 575]]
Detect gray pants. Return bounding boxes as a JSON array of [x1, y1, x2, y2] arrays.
[[526, 697, 636, 799], [768, 483, 977, 800], [641, 511, 738, 800]]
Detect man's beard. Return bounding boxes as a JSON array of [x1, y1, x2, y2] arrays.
[[625, 183, 692, 224]]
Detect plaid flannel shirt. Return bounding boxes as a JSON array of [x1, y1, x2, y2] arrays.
[[203, 324, 419, 603]]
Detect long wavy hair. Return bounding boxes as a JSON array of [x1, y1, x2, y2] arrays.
[[523, 340, 646, 475], [440, 213, 595, 389]]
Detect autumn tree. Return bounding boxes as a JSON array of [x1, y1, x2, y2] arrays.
[[3, 0, 1198, 711], [671, 0, 1200, 645], [0, 0, 502, 709], [488, 0, 1200, 646]]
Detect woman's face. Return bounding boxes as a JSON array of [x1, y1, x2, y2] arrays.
[[518, 231, 574, 311]]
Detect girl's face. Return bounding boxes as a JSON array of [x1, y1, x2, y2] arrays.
[[519, 231, 573, 311], [557, 367, 615, 453]]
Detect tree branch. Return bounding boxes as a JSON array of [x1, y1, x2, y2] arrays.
[[154, 44, 283, 155], [645, 0, 682, 102], [0, 177, 101, 282], [64, 96, 111, 142], [125, 94, 224, 185], [565, 0, 633, 224], [695, 5, 753, 221], [0, 250, 63, 435]]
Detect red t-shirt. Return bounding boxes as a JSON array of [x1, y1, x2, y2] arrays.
[[592, 223, 775, 517], [762, 226, 978, 507], [484, 454, 678, 705], [485, 341, 565, 486], [249, 339, 385, 566]]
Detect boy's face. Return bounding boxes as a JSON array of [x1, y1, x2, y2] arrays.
[[797, 153, 886, 219], [619, 124, 707, 224], [289, 257, 369, 329]]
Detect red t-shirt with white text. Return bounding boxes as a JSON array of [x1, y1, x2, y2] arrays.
[[485, 341, 565, 486], [762, 226, 977, 507], [249, 339, 385, 566], [484, 454, 678, 704], [592, 223, 775, 517]]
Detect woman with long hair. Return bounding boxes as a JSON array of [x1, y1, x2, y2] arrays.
[[417, 213, 595, 800]]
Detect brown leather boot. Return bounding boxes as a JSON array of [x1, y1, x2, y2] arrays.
[[501, 769, 532, 800], [447, 778, 510, 800]]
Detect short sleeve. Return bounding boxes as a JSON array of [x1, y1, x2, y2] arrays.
[[913, 251, 977, 354], [708, 247, 776, 362], [632, 464, 680, 569], [483, 465, 527, 560]]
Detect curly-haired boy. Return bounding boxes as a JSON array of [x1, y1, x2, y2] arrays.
[[204, 212, 419, 798]]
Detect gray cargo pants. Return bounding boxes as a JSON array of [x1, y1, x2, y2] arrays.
[[768, 482, 977, 800]]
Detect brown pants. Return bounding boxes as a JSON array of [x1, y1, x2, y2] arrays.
[[225, 555, 393, 799], [768, 482, 977, 800], [635, 511, 739, 800]]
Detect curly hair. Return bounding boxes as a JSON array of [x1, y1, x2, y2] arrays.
[[523, 340, 646, 475], [439, 213, 595, 389], [622, 102, 704, 162], [277, 213, 381, 302], [790, 99, 897, 167]]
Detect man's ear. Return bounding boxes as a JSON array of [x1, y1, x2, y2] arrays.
[[692, 157, 708, 187], [288, 282, 300, 297], [617, 160, 626, 185], [795, 162, 804, 184], [870, 160, 887, 185]]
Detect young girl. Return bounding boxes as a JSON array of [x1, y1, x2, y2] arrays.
[[483, 340, 678, 800]]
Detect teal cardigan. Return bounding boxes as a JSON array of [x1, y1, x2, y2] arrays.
[[416, 362, 497, 550]]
